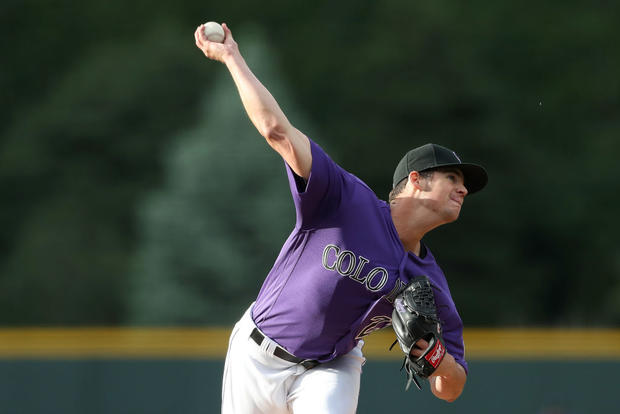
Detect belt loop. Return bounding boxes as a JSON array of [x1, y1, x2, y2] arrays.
[[260, 337, 276, 355]]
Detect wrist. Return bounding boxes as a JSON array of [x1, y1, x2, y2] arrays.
[[431, 352, 455, 378], [221, 46, 242, 66]]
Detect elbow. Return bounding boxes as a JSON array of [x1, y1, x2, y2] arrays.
[[261, 120, 296, 157], [263, 125, 287, 144], [258, 115, 287, 143]]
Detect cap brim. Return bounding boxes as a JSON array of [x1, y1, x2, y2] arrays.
[[427, 163, 488, 194]]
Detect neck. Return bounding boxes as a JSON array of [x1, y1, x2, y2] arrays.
[[390, 199, 441, 256], [394, 221, 425, 256]]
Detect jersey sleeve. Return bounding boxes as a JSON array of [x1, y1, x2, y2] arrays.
[[441, 318, 468, 374], [284, 139, 348, 229], [434, 287, 468, 374]]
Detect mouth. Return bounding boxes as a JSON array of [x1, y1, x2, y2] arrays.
[[450, 198, 463, 207]]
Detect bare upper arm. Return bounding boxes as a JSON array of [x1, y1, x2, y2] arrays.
[[264, 124, 312, 179]]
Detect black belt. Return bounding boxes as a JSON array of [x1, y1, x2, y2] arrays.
[[250, 327, 320, 370]]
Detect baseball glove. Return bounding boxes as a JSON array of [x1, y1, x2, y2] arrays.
[[390, 276, 446, 390]]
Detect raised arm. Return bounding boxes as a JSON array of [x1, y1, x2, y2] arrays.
[[194, 23, 312, 179]]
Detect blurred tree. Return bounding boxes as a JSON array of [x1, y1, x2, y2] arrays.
[[0, 25, 207, 323], [1, 1, 618, 326], [127, 28, 318, 324]]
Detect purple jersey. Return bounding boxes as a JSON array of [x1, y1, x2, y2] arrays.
[[252, 140, 468, 372]]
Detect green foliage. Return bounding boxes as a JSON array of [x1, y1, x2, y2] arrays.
[[127, 30, 303, 324], [0, 25, 206, 323], [1, 1, 619, 325]]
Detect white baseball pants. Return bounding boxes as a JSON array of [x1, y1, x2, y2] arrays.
[[221, 305, 366, 414]]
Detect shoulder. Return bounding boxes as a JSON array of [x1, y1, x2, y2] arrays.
[[309, 139, 382, 200]]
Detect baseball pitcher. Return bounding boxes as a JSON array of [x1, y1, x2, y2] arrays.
[[194, 22, 488, 414]]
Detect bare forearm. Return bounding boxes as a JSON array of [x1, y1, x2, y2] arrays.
[[194, 23, 311, 178], [429, 353, 466, 402], [223, 52, 290, 143], [223, 52, 310, 177]]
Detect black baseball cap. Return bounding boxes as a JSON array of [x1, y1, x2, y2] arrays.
[[392, 143, 488, 194]]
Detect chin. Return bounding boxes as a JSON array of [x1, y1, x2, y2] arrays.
[[444, 209, 461, 223]]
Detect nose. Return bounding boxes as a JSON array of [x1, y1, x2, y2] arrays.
[[458, 183, 468, 197]]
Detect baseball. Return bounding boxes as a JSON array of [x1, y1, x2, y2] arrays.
[[203, 21, 225, 43]]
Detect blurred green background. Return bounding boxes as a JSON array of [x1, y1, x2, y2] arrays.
[[2, 1, 620, 413], [2, 1, 619, 327]]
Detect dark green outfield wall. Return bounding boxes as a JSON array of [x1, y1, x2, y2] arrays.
[[1, 359, 617, 414], [360, 360, 616, 414]]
